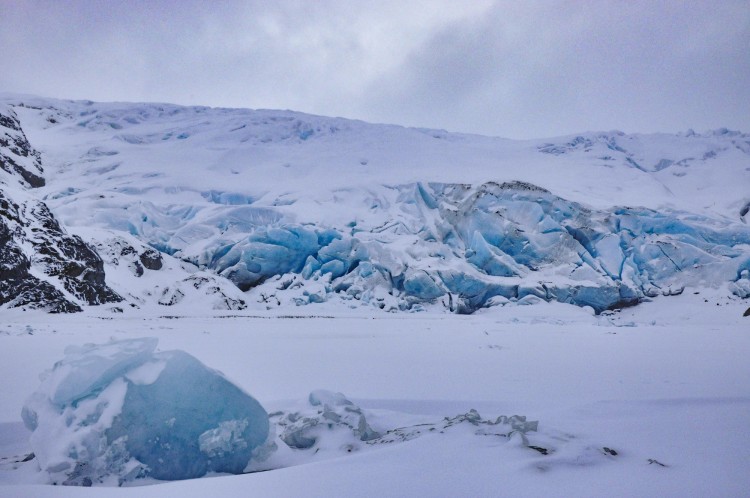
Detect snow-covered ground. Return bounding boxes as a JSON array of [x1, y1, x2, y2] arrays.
[[2, 290, 748, 497]]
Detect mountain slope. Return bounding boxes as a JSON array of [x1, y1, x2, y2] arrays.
[[1, 95, 748, 313], [0, 104, 120, 312], [1, 102, 249, 314]]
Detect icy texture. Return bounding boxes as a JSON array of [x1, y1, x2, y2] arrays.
[[46, 338, 158, 407], [270, 390, 380, 459], [72, 179, 750, 314], [22, 338, 270, 485], [240, 182, 750, 313], [371, 409, 539, 445], [269, 391, 541, 461], [273, 390, 380, 453]]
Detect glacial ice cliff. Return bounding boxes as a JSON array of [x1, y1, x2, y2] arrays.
[[68, 177, 748, 313]]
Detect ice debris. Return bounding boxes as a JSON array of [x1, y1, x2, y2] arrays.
[[270, 391, 540, 459], [21, 338, 270, 485], [272, 390, 381, 454], [371, 409, 539, 446]]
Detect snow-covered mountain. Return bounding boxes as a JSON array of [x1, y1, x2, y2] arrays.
[[1, 94, 749, 313]]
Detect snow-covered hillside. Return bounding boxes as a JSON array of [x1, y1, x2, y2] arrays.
[[1, 94, 749, 314], [0, 104, 120, 312]]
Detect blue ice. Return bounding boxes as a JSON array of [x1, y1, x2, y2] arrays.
[[22, 338, 270, 485]]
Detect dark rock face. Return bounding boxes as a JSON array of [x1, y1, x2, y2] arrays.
[[0, 202, 82, 312], [139, 248, 163, 270], [0, 278, 82, 313], [24, 200, 121, 305], [156, 274, 246, 310], [0, 107, 45, 188], [0, 107, 121, 312], [88, 236, 163, 278], [0, 190, 121, 311]]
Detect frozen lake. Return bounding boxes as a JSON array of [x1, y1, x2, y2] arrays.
[[2, 290, 748, 497]]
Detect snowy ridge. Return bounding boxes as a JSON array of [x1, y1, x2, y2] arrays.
[[0, 95, 749, 313], [0, 102, 252, 314]]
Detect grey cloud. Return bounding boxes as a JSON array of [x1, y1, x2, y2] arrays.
[[0, 0, 747, 139], [360, 0, 750, 138]]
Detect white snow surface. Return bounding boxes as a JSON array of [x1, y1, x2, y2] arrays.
[[1, 292, 749, 496], [3, 95, 748, 219]]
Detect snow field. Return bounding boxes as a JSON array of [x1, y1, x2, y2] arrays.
[[1, 290, 748, 496]]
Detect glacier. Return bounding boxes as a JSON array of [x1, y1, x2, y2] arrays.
[[0, 95, 749, 314], [21, 338, 270, 485], [68, 180, 750, 314]]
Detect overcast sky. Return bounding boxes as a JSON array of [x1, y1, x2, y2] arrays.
[[1, 0, 748, 139]]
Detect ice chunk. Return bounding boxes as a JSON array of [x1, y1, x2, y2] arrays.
[[403, 269, 445, 300], [42, 337, 158, 407], [274, 390, 380, 454], [308, 389, 354, 407], [271, 393, 543, 462], [22, 338, 270, 485], [466, 231, 525, 277]]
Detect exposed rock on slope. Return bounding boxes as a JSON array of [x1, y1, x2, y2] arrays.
[[0, 191, 122, 311], [0, 198, 79, 313], [85, 230, 247, 311], [0, 105, 121, 312], [0, 106, 45, 188]]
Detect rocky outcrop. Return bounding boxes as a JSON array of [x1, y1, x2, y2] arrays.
[[0, 106, 121, 312], [23, 198, 121, 305], [87, 232, 246, 311], [87, 235, 163, 278], [0, 188, 122, 311], [0, 213, 81, 313], [0, 106, 45, 188]]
